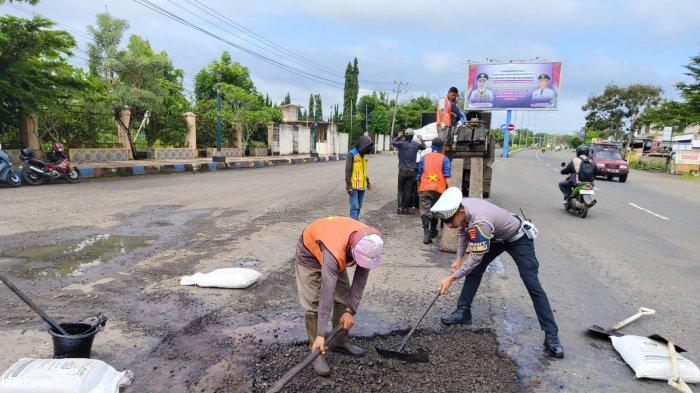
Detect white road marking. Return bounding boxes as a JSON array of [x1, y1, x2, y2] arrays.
[[594, 187, 600, 190], [628, 203, 669, 220]]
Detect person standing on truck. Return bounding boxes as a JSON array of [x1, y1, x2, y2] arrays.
[[295, 216, 384, 376], [392, 130, 426, 214], [345, 134, 374, 220], [416, 137, 451, 244], [431, 187, 565, 358], [437, 87, 459, 130]]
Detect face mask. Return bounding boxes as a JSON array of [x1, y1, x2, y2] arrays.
[[405, 134, 414, 142]]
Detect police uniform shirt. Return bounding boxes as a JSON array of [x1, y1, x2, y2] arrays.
[[531, 87, 556, 104], [469, 88, 494, 102], [453, 198, 521, 279]]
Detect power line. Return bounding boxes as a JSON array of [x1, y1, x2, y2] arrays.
[[132, 0, 345, 88], [182, 0, 393, 86], [8, 3, 93, 40]]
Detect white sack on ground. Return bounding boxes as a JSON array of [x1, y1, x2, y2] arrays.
[[0, 358, 133, 393], [611, 335, 700, 383], [180, 267, 261, 289]]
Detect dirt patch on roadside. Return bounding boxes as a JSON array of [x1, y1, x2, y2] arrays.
[[246, 326, 526, 393]]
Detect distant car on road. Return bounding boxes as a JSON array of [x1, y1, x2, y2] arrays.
[[589, 144, 628, 183]]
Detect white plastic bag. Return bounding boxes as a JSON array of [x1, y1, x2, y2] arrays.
[[414, 122, 440, 159], [180, 267, 261, 289], [0, 358, 133, 393], [611, 335, 700, 382]]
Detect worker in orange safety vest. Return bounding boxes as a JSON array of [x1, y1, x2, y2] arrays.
[[417, 137, 452, 244]]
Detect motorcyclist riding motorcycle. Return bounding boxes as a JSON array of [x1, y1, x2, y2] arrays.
[[559, 145, 597, 203]]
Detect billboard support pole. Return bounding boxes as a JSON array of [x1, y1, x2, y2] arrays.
[[501, 109, 512, 157]]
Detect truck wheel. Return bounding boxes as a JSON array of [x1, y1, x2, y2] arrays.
[[606, 175, 613, 181], [619, 174, 628, 183]]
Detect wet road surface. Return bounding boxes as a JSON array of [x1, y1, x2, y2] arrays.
[[0, 151, 698, 392]]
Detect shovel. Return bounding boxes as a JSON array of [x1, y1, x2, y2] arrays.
[[375, 291, 441, 363], [587, 307, 655, 338], [266, 325, 344, 393], [0, 273, 69, 336]]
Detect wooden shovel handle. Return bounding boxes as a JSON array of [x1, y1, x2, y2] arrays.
[[667, 341, 693, 393], [611, 307, 655, 331], [267, 325, 344, 393]]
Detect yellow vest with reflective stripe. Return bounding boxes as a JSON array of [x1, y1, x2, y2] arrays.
[[351, 154, 368, 189]]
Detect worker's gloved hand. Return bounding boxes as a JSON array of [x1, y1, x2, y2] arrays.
[[450, 257, 462, 273], [312, 336, 326, 354], [340, 311, 355, 330], [438, 275, 455, 295]]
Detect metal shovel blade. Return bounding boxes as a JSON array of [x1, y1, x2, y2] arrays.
[[587, 324, 623, 338], [375, 346, 429, 363]]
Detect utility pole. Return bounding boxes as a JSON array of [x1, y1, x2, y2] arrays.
[[389, 81, 407, 149], [215, 73, 222, 152], [365, 104, 368, 134]]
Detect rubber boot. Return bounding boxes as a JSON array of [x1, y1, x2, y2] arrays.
[[440, 305, 472, 325], [305, 313, 331, 376], [328, 303, 365, 357], [430, 218, 439, 239], [421, 216, 432, 244]]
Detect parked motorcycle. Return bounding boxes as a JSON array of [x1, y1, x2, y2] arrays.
[[561, 162, 596, 218], [19, 142, 80, 186], [0, 143, 22, 187]]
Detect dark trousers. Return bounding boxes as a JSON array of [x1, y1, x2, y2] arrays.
[[558, 180, 574, 199], [456, 235, 559, 334], [397, 169, 416, 210]]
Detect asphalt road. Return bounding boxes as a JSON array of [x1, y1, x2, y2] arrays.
[[488, 149, 700, 391], [0, 151, 698, 392]]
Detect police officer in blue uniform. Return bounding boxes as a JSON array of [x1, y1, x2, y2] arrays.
[[432, 187, 564, 358]]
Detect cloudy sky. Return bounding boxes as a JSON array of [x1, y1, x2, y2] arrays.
[[3, 0, 699, 134]]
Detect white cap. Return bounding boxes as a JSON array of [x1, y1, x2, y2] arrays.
[[430, 187, 463, 220]]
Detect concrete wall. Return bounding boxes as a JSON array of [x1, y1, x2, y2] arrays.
[[148, 148, 197, 160], [375, 134, 385, 151], [278, 124, 294, 155], [296, 126, 311, 154], [385, 135, 392, 151], [316, 142, 329, 155], [338, 133, 349, 154], [70, 148, 130, 163]]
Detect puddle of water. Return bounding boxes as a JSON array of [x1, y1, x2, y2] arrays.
[[1, 234, 155, 278]]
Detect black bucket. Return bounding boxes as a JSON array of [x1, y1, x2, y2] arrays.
[[49, 322, 100, 358]]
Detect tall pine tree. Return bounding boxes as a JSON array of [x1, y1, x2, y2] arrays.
[[308, 94, 315, 121], [314, 94, 323, 121], [342, 58, 360, 139], [282, 92, 291, 105]]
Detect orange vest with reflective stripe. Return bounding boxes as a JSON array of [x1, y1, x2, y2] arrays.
[[419, 152, 448, 193], [302, 216, 378, 272], [436, 96, 452, 126]]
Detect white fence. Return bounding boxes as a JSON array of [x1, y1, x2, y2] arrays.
[[296, 126, 311, 154], [273, 124, 294, 155]]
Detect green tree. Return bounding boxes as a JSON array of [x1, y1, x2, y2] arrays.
[[194, 52, 281, 149], [308, 94, 315, 121], [0, 15, 83, 143], [582, 83, 662, 143], [394, 96, 435, 130], [281, 92, 291, 105], [314, 94, 322, 121], [86, 13, 128, 84], [638, 54, 700, 132], [677, 53, 700, 114], [341, 58, 360, 138]]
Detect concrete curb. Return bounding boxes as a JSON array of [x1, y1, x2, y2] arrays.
[[77, 154, 346, 180]]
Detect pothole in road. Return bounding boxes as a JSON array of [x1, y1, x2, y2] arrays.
[[247, 326, 526, 393], [0, 234, 156, 278]]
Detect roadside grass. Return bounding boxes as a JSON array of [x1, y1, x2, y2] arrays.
[[630, 160, 668, 171]]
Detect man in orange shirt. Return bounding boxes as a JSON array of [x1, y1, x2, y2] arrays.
[[295, 216, 383, 376], [416, 138, 451, 244]]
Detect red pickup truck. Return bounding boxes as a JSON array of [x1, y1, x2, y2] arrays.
[[589, 144, 629, 183]]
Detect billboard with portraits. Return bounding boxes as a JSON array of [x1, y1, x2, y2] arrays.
[[465, 61, 562, 110]]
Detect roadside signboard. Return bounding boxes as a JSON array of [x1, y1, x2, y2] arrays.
[[674, 151, 700, 165], [662, 127, 672, 141], [466, 61, 562, 110], [507, 124, 515, 132], [500, 124, 507, 132]]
